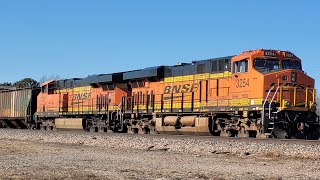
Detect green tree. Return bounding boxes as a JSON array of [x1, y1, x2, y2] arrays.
[[0, 82, 13, 86], [13, 78, 38, 88]]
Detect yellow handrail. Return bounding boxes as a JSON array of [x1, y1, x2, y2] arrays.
[[276, 86, 315, 109], [293, 87, 297, 106], [305, 87, 308, 108]]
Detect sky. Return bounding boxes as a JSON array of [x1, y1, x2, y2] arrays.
[[0, 1, 319, 88]]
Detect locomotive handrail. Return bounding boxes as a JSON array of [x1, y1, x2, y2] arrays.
[[261, 87, 274, 133], [269, 86, 280, 119], [277, 86, 315, 109], [110, 102, 123, 121], [262, 87, 274, 123]]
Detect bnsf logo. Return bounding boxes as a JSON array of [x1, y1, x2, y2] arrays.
[[164, 83, 199, 94], [73, 92, 91, 100]]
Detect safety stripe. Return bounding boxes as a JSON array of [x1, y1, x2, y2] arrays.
[[164, 71, 231, 83], [132, 99, 264, 111]]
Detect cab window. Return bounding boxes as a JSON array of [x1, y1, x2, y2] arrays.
[[254, 59, 279, 71], [282, 60, 302, 70], [41, 85, 48, 94], [233, 59, 248, 73]]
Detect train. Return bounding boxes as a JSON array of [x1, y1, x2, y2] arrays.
[[0, 49, 319, 139]]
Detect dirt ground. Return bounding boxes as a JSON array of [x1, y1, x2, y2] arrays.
[[0, 138, 319, 180]]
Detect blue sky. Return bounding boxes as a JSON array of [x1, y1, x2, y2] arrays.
[[0, 1, 319, 88]]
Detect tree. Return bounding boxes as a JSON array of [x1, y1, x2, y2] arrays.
[[0, 82, 13, 86], [13, 78, 38, 88], [39, 74, 61, 85]]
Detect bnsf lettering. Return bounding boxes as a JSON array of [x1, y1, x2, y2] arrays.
[[73, 92, 91, 100], [163, 83, 199, 94]]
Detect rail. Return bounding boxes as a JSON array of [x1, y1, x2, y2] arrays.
[[277, 86, 315, 109]]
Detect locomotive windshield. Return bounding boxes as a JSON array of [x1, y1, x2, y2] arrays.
[[254, 59, 280, 71], [282, 60, 302, 70]]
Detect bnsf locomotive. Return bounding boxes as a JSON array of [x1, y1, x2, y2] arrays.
[[0, 49, 319, 139]]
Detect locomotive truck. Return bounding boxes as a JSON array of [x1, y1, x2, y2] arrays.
[[0, 49, 319, 139]]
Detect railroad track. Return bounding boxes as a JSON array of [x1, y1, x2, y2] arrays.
[[4, 128, 319, 145]]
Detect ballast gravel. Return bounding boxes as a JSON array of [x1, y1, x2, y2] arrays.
[[0, 129, 320, 179]]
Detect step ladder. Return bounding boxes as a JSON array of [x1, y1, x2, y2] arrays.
[[110, 103, 124, 131], [262, 86, 279, 134], [264, 112, 277, 136]]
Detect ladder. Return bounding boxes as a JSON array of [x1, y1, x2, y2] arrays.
[[265, 112, 277, 135], [110, 103, 124, 131], [262, 86, 279, 134]]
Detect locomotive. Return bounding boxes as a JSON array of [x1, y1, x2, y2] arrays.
[[0, 49, 319, 139]]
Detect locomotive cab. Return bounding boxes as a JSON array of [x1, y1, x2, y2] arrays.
[[230, 49, 318, 139]]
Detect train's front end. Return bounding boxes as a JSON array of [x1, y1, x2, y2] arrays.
[[256, 50, 319, 139]]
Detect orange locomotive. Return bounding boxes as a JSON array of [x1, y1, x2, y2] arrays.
[[35, 49, 319, 139]]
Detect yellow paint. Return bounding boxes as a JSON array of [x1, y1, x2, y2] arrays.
[[164, 71, 231, 83]]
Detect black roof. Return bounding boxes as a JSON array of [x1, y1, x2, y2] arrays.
[[123, 66, 165, 80], [164, 63, 195, 77], [192, 56, 233, 64], [56, 73, 123, 89], [84, 73, 123, 85], [51, 55, 234, 89]]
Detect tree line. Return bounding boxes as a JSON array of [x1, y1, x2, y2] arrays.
[[0, 78, 38, 88], [0, 75, 61, 89]]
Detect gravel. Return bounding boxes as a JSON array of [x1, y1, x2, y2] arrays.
[[0, 129, 319, 159], [0, 129, 320, 179]]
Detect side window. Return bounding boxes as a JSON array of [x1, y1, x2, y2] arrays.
[[41, 85, 48, 94], [218, 60, 224, 72], [197, 64, 205, 74], [211, 61, 218, 72], [224, 59, 230, 71], [233, 59, 248, 73]]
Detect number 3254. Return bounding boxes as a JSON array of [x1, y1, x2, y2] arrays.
[[236, 79, 249, 88]]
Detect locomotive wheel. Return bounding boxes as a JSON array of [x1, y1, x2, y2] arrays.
[[89, 127, 98, 132], [228, 130, 236, 137], [273, 126, 288, 139], [98, 127, 108, 133], [212, 130, 221, 136], [132, 128, 139, 134], [245, 130, 257, 138], [40, 124, 46, 131], [143, 127, 150, 134], [306, 128, 320, 140]]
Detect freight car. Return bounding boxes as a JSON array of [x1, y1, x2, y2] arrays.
[[1, 49, 319, 139], [0, 86, 39, 128]]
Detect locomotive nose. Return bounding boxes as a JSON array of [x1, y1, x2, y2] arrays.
[[276, 70, 313, 88]]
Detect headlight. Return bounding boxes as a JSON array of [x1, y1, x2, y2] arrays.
[[291, 72, 296, 82], [284, 100, 290, 107]]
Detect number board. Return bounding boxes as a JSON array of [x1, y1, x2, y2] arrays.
[[264, 51, 276, 57], [284, 52, 294, 58]]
